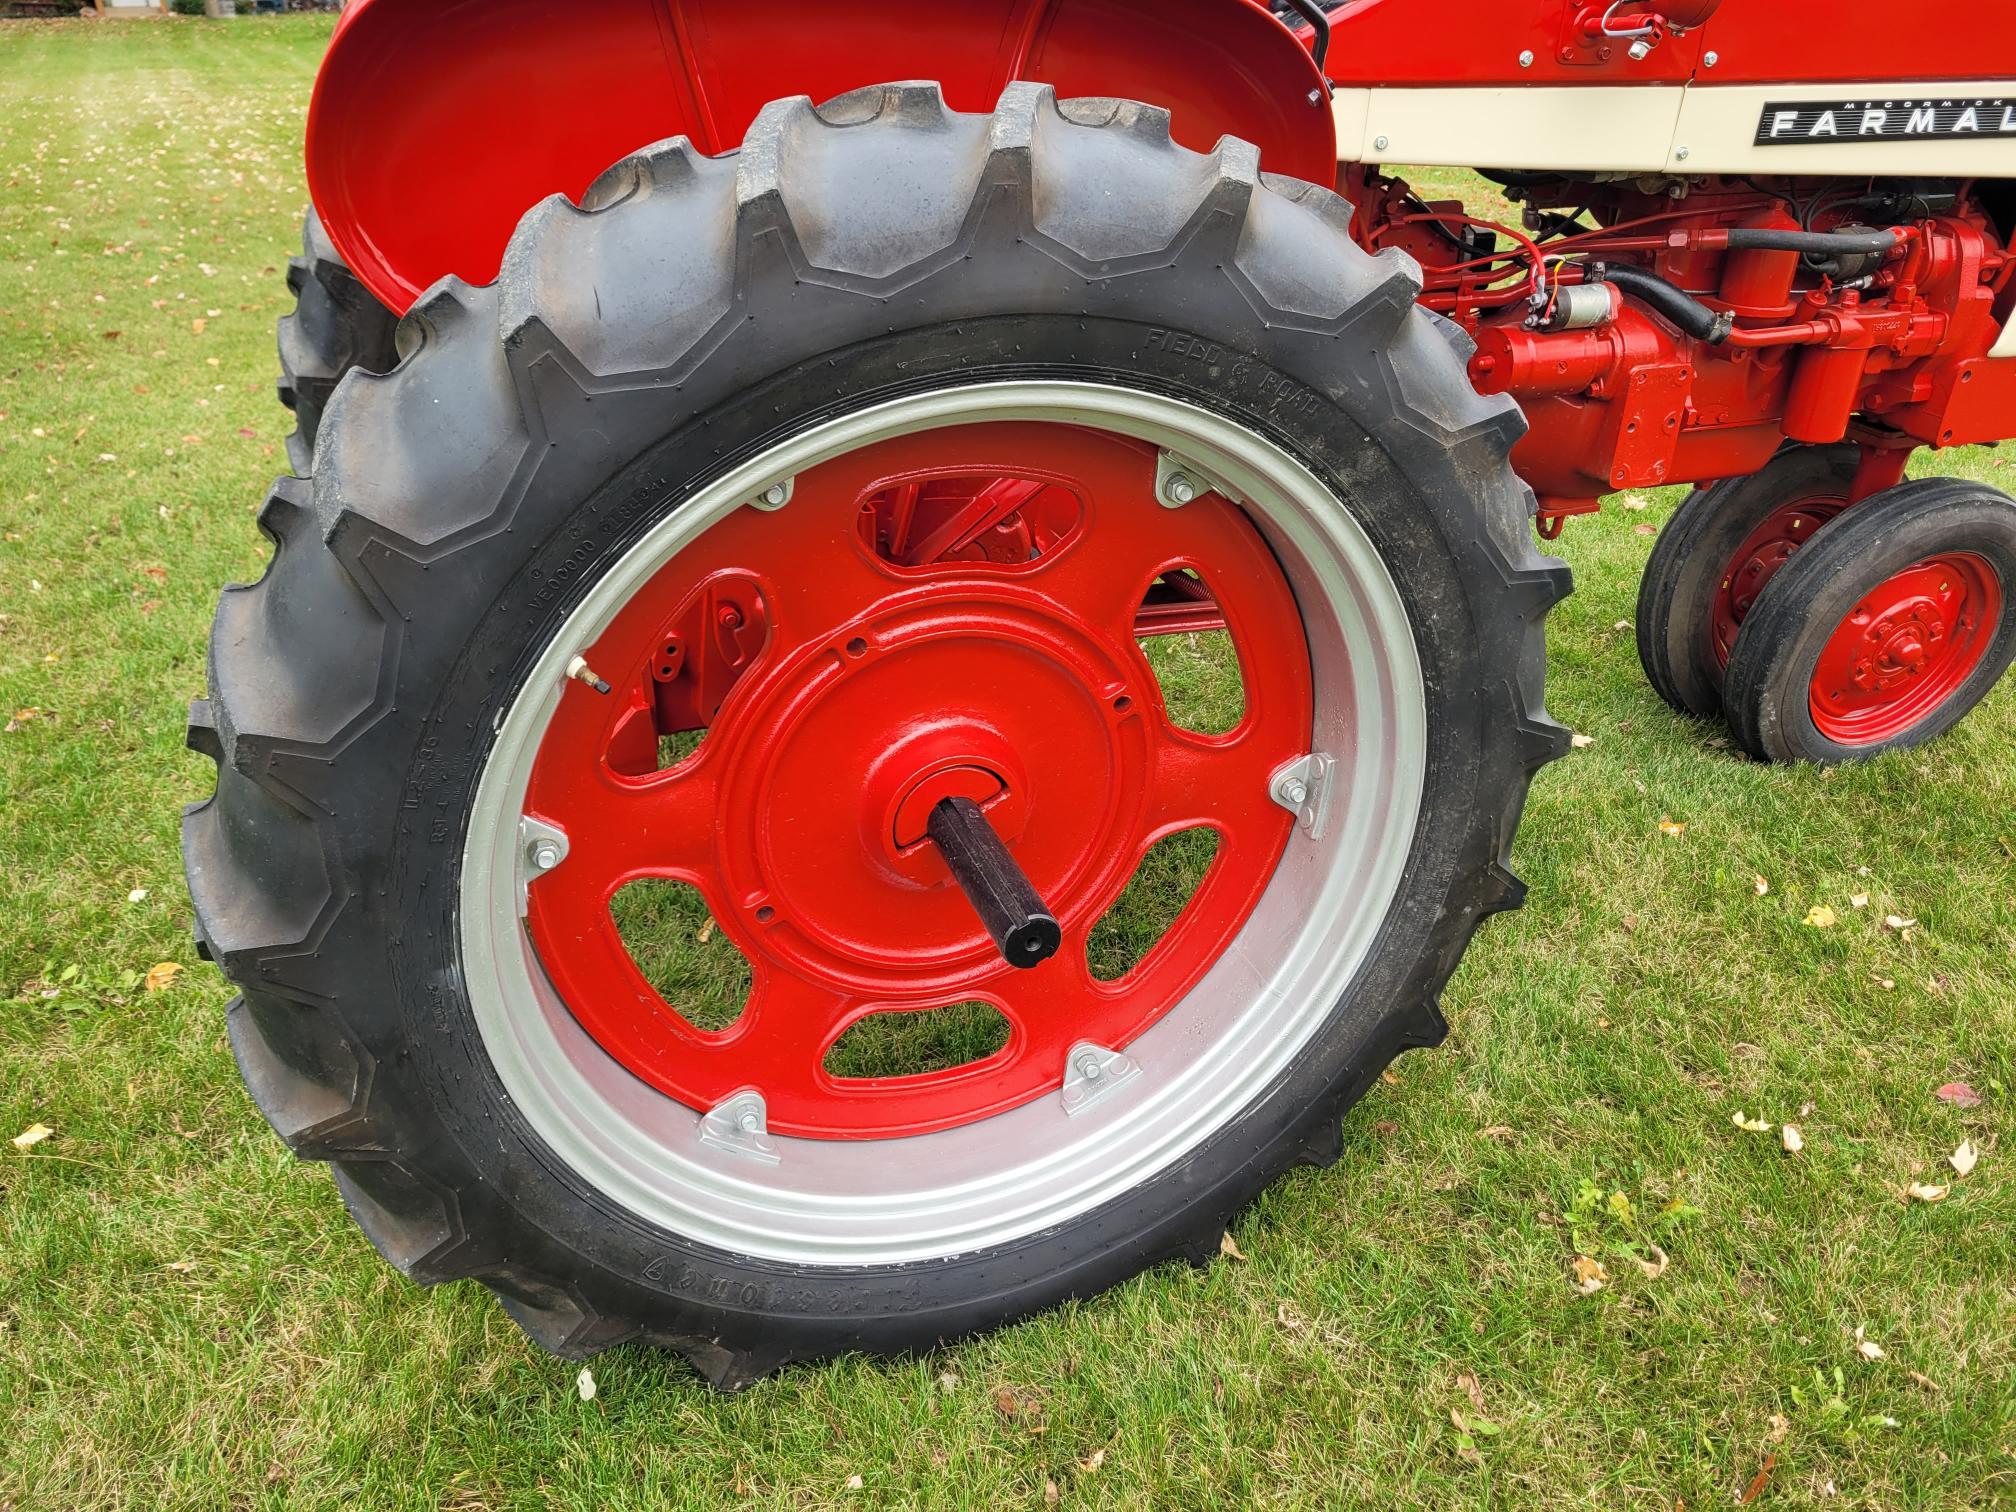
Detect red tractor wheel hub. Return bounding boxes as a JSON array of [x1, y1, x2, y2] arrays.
[[1712, 494, 1848, 670], [522, 422, 1313, 1139], [1807, 552, 2003, 745]]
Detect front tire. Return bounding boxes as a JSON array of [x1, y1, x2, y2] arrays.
[[1636, 444, 1857, 718], [1724, 478, 2016, 762], [186, 84, 1570, 1384]]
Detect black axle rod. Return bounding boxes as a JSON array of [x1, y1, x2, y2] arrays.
[[927, 797, 1062, 970]]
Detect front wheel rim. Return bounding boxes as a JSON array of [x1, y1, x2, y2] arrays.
[[1807, 550, 2004, 745], [459, 381, 1427, 1266], [1712, 493, 1849, 671]]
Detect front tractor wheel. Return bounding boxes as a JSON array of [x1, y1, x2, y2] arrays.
[[185, 84, 1570, 1384], [1724, 479, 2016, 763], [1636, 444, 1858, 720]]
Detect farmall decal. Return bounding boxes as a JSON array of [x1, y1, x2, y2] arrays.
[[1756, 98, 2016, 145]]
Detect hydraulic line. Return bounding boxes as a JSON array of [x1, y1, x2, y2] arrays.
[[1586, 263, 1733, 342]]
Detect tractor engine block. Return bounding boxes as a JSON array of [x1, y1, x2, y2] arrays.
[[1347, 171, 2016, 534]]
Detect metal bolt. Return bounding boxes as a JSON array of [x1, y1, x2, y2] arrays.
[[1675, 146, 1691, 161], [1372, 134, 1390, 153], [1307, 88, 1324, 106], [1077, 1055, 1104, 1084], [532, 842, 562, 872], [737, 1109, 761, 1135], [1163, 473, 1199, 506], [1627, 37, 1652, 60], [1518, 49, 1535, 67], [762, 483, 789, 507], [1703, 49, 1719, 66], [1281, 777, 1310, 808]]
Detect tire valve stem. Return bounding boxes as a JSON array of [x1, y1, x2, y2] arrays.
[[566, 656, 613, 696]]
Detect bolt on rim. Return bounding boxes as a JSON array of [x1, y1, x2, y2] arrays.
[[460, 382, 1428, 1266]]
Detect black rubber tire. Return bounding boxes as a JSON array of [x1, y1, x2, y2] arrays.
[[1636, 443, 1859, 718], [184, 83, 1571, 1386], [1725, 477, 2016, 763], [276, 208, 400, 476]]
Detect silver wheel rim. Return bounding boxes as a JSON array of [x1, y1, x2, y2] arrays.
[[460, 381, 1427, 1267]]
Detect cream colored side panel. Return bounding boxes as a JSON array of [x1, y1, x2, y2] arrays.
[[1667, 82, 2016, 174], [1331, 87, 1685, 171], [1993, 319, 2016, 360], [1333, 82, 2016, 177]]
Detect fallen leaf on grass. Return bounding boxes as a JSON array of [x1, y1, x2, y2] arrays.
[[143, 962, 183, 993], [1906, 1182, 1949, 1203], [1570, 1256, 1608, 1295], [1753, 875, 1771, 897], [1935, 1082, 1983, 1108], [11, 1124, 54, 1151], [1854, 1325, 1885, 1361], [1219, 1231, 1246, 1262], [1079, 1449, 1107, 1474], [1477, 1125, 1516, 1142], [576, 1367, 597, 1402], [937, 1371, 959, 1396], [1658, 817, 1687, 839], [1950, 1139, 1979, 1178], [1781, 1124, 1805, 1154], [846, 1475, 865, 1492], [1457, 1372, 1487, 1412], [1570, 732, 1596, 749], [1767, 1413, 1791, 1442], [1635, 1245, 1669, 1280], [1740, 1452, 1778, 1504], [1042, 1480, 1060, 1505], [1908, 1369, 1940, 1391], [1850, 892, 1870, 909], [1732, 1112, 1773, 1134], [994, 1385, 1046, 1430], [1804, 905, 1838, 928], [1883, 914, 1919, 941], [1276, 1302, 1310, 1332]]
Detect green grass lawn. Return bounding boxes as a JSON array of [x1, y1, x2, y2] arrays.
[[2, 18, 2013, 1510]]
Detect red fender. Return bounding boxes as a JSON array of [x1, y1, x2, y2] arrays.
[[311, 0, 1334, 314]]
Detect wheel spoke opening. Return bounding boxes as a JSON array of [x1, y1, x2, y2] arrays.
[[823, 1001, 1013, 1082], [1086, 827, 1223, 984], [1136, 569, 1246, 736], [606, 571, 771, 778], [857, 469, 1085, 570], [609, 880, 752, 1033]]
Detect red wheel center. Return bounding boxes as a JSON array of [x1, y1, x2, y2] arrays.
[[520, 422, 1314, 1138], [1711, 493, 1848, 670], [1807, 552, 2003, 745]]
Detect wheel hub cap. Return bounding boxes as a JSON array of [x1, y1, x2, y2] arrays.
[[1808, 551, 2003, 744]]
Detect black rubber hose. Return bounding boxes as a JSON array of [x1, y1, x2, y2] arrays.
[[1276, 0, 1332, 73], [1589, 263, 1732, 343], [1726, 226, 1900, 257]]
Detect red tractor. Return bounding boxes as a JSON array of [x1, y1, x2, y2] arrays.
[[185, 0, 2016, 1384]]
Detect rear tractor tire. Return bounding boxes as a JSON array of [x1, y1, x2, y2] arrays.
[[185, 84, 1571, 1385], [276, 207, 400, 476]]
